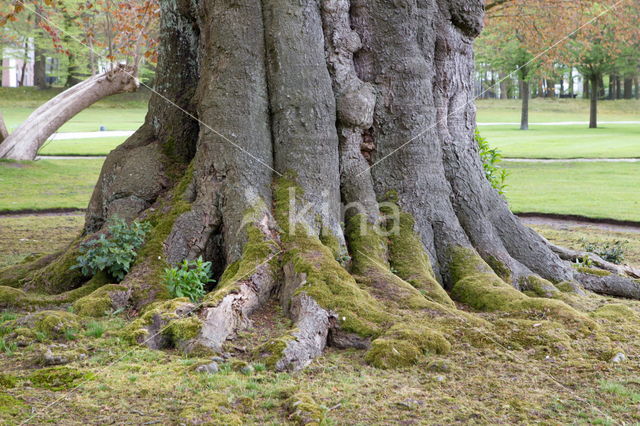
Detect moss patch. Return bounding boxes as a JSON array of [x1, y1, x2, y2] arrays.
[[286, 392, 325, 425], [73, 282, 127, 317], [0, 373, 17, 389], [28, 366, 93, 391], [0, 392, 29, 420], [575, 266, 612, 277], [364, 338, 423, 369]]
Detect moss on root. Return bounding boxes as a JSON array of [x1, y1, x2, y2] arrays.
[[449, 247, 595, 330], [575, 266, 612, 277], [72, 283, 128, 317], [19, 243, 85, 294], [364, 323, 451, 369], [520, 275, 559, 298], [383, 211, 454, 307], [285, 393, 325, 425], [122, 298, 202, 352], [204, 223, 277, 308], [0, 272, 110, 311], [0, 251, 60, 288], [256, 334, 297, 370]]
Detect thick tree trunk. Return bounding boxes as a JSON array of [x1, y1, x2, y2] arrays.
[[589, 75, 598, 129], [520, 80, 529, 130], [3, 0, 639, 372], [0, 65, 138, 160]]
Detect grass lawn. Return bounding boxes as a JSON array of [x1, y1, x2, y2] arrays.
[[504, 161, 640, 222], [39, 137, 128, 156], [0, 159, 103, 212], [476, 98, 640, 123], [2, 107, 145, 134], [479, 124, 640, 158]]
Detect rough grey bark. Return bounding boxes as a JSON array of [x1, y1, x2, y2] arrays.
[[7, 0, 640, 373], [0, 65, 138, 161]]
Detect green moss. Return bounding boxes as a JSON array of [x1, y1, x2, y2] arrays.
[[495, 319, 573, 354], [204, 224, 277, 307], [591, 304, 638, 322], [0, 392, 29, 419], [286, 393, 325, 425], [385, 323, 451, 355], [449, 247, 595, 329], [519, 275, 559, 298], [383, 210, 454, 307], [28, 366, 93, 391], [73, 283, 127, 317], [0, 373, 17, 389], [364, 338, 422, 369], [575, 266, 612, 277], [485, 255, 512, 283], [0, 252, 58, 288], [164, 316, 202, 342], [555, 281, 580, 293], [1, 272, 110, 311], [32, 310, 82, 339], [257, 334, 297, 369], [21, 243, 86, 294]]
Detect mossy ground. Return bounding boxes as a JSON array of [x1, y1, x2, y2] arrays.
[[2, 216, 640, 422]]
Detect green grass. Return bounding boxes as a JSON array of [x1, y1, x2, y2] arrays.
[[476, 98, 640, 123], [479, 124, 640, 158], [2, 107, 145, 133], [0, 159, 103, 212], [39, 137, 127, 156], [504, 161, 640, 222]]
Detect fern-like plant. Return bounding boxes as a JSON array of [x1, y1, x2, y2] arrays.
[[476, 129, 508, 194]]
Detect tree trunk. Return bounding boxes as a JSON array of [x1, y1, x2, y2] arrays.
[[0, 65, 138, 160], [584, 78, 590, 99], [590, 74, 598, 129], [33, 6, 48, 89], [608, 74, 615, 100], [3, 0, 638, 372], [499, 73, 507, 99], [624, 77, 633, 99], [520, 79, 529, 130]]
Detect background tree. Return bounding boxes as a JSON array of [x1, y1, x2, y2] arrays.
[[2, 0, 638, 372]]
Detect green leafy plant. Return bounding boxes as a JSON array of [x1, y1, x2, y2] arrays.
[[72, 217, 151, 282], [0, 337, 17, 356], [581, 240, 627, 265], [164, 257, 214, 303], [476, 129, 508, 194]]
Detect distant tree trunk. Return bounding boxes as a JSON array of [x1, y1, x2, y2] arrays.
[[608, 74, 615, 99], [584, 78, 590, 99], [33, 6, 48, 89], [0, 65, 138, 160], [598, 74, 605, 98], [615, 76, 622, 100], [568, 67, 574, 96], [499, 73, 507, 99], [635, 75, 640, 99], [3, 0, 638, 373], [623, 77, 633, 99], [520, 79, 529, 130], [589, 74, 598, 129], [65, 52, 83, 87]]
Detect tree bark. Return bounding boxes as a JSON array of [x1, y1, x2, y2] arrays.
[[520, 79, 529, 130], [624, 77, 633, 99], [3, 0, 639, 372], [589, 74, 598, 129], [0, 65, 138, 160], [33, 6, 48, 89]]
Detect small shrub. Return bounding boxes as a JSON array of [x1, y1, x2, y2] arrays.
[[164, 257, 214, 303], [581, 240, 626, 265], [72, 217, 151, 282], [476, 129, 508, 194]]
